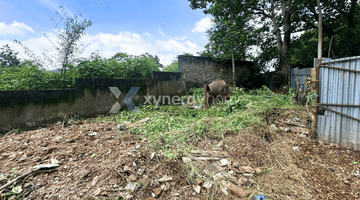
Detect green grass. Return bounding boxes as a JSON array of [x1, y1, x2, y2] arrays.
[[93, 86, 297, 159]]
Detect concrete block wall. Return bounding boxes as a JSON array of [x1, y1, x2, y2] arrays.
[[178, 55, 254, 90], [0, 77, 187, 132]]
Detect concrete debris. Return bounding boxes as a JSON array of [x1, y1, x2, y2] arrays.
[[293, 146, 300, 152], [123, 165, 132, 173], [220, 159, 228, 166], [240, 166, 254, 174], [213, 173, 224, 181], [292, 117, 300, 121], [243, 173, 253, 178], [93, 188, 101, 196], [88, 132, 97, 136], [151, 152, 155, 160], [11, 185, 22, 194], [91, 176, 99, 186], [220, 180, 231, 196], [203, 181, 213, 189], [193, 185, 201, 193], [182, 157, 191, 163], [50, 157, 60, 165], [125, 182, 136, 192], [157, 175, 173, 182]]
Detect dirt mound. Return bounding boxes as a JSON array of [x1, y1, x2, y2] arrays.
[[0, 121, 204, 199]]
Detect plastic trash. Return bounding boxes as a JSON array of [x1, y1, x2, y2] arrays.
[[355, 170, 360, 177], [253, 194, 267, 200], [334, 151, 338, 154]]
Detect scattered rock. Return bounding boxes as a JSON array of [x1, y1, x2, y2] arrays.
[[203, 181, 212, 189], [220, 159, 228, 166], [88, 132, 97, 136], [293, 146, 300, 152], [243, 173, 253, 177], [229, 184, 249, 198], [193, 185, 201, 193], [292, 117, 300, 121], [24, 183, 31, 188], [92, 176, 99, 186], [240, 166, 254, 174], [299, 134, 307, 138], [232, 161, 240, 168], [217, 140, 224, 147], [11, 185, 22, 194], [182, 157, 191, 163], [153, 187, 162, 197], [129, 174, 137, 182], [50, 157, 60, 165], [123, 165, 132, 173], [94, 188, 101, 196], [151, 152, 155, 160], [157, 175, 173, 182], [220, 180, 231, 196], [254, 167, 262, 174], [213, 173, 224, 181], [269, 124, 277, 131], [237, 177, 248, 186], [125, 182, 137, 192], [194, 178, 203, 186]]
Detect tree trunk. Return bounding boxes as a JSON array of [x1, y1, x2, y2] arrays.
[[271, 0, 292, 86]]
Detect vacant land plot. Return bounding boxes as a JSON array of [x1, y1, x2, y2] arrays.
[[1, 87, 360, 199]]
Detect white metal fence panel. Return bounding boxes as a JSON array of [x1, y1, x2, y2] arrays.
[[317, 56, 360, 149]]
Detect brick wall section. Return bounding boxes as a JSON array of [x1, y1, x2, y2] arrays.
[[178, 55, 254, 90]]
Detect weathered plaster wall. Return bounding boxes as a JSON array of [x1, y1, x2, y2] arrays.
[[178, 55, 254, 90], [0, 77, 186, 132]]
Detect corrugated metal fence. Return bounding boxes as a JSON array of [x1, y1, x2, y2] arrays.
[[290, 67, 311, 90], [317, 56, 360, 149]]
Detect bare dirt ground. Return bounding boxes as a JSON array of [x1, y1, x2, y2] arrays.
[[1, 108, 360, 199]]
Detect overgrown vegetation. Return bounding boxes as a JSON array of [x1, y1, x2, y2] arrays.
[[93, 86, 296, 159]]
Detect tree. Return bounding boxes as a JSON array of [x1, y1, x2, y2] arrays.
[[14, 6, 92, 77], [189, 0, 296, 84], [293, 0, 360, 58], [162, 61, 179, 72], [112, 52, 129, 60], [0, 44, 20, 67], [143, 52, 164, 69], [289, 2, 360, 67]]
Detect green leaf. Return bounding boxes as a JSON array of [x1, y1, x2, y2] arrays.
[[91, 153, 98, 158]]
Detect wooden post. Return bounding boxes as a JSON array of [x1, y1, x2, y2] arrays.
[[232, 50, 235, 87], [317, 0, 322, 59]]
